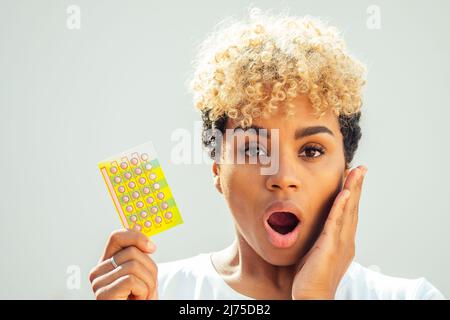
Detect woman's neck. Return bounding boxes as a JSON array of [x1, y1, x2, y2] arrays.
[[211, 234, 298, 299]]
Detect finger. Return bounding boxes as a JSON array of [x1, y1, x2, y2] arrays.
[[90, 245, 158, 284], [342, 166, 366, 224], [321, 188, 351, 244], [344, 166, 368, 226], [96, 274, 148, 300], [101, 229, 156, 262], [92, 260, 156, 299], [341, 167, 368, 242]]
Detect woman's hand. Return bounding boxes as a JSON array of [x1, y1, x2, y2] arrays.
[[291, 165, 368, 300], [89, 229, 159, 300]]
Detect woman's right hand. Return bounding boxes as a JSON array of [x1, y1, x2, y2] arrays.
[[89, 229, 158, 300]]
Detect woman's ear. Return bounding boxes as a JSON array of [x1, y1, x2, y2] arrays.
[[212, 161, 223, 194]]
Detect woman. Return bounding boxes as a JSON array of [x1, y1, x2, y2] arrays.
[[89, 8, 444, 300]]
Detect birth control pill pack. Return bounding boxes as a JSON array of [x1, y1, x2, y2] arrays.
[[98, 141, 183, 237]]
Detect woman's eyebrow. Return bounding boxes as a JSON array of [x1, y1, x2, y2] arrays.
[[233, 125, 270, 138], [295, 126, 334, 139]]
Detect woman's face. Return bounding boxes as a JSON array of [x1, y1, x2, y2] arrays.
[[213, 94, 350, 266]]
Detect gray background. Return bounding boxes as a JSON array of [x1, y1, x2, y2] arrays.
[[1, 0, 449, 299]]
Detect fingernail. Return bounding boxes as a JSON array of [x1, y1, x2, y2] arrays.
[[343, 189, 351, 199], [147, 240, 156, 251]]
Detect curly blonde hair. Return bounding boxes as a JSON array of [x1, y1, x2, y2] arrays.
[[188, 7, 367, 128]]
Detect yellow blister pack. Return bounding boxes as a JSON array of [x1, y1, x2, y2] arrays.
[[98, 141, 183, 237]]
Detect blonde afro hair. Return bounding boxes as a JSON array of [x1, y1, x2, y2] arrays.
[[188, 7, 367, 128]]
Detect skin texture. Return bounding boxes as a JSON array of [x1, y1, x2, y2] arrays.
[[210, 94, 367, 299]]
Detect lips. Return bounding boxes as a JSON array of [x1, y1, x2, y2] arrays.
[[263, 200, 303, 248]]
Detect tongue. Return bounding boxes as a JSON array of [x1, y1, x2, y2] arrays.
[[268, 212, 298, 226], [267, 212, 299, 235]]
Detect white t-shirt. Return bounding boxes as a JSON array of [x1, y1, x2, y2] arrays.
[[157, 253, 445, 300]]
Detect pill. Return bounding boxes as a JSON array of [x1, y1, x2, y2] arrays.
[[124, 172, 132, 180], [139, 177, 146, 184], [120, 162, 128, 169], [141, 153, 148, 161], [140, 211, 148, 218], [132, 191, 139, 199], [145, 163, 152, 170], [130, 215, 137, 222], [134, 224, 142, 231], [149, 173, 156, 180], [143, 187, 150, 194], [128, 181, 136, 188], [118, 186, 125, 193], [146, 197, 154, 204], [155, 216, 162, 224], [136, 201, 144, 208], [114, 176, 121, 183], [126, 205, 133, 212], [110, 167, 118, 174], [122, 196, 129, 203], [161, 202, 168, 210], [165, 212, 172, 219], [135, 168, 142, 175], [153, 183, 160, 190], [157, 192, 164, 199], [130, 158, 138, 165], [144, 220, 152, 228], [151, 206, 158, 214]]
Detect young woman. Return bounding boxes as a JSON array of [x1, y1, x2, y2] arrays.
[[89, 8, 444, 300]]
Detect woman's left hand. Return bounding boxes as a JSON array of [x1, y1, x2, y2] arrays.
[[291, 165, 368, 300]]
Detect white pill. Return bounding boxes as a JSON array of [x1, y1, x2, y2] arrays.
[[153, 183, 160, 190]]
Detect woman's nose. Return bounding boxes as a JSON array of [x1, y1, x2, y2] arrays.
[[265, 155, 301, 191]]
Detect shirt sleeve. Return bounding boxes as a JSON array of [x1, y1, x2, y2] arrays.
[[412, 277, 446, 300]]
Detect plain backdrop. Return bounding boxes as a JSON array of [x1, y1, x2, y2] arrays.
[[1, 0, 449, 299]]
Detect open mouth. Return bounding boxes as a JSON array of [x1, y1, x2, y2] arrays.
[[267, 211, 300, 235]]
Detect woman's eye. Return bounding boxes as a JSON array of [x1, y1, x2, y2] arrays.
[[244, 145, 267, 157], [299, 145, 325, 159]]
